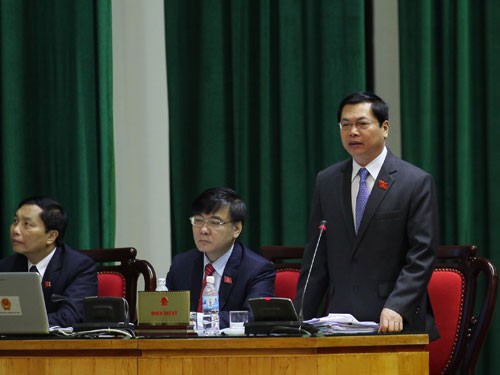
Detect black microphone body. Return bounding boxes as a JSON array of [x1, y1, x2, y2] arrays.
[[51, 295, 131, 327], [51, 294, 87, 303], [298, 220, 327, 322]]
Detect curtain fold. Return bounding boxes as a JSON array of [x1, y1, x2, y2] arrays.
[[399, 1, 500, 372], [0, 0, 115, 253], [165, 0, 367, 255]]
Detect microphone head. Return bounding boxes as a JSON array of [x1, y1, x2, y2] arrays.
[[319, 220, 327, 230]]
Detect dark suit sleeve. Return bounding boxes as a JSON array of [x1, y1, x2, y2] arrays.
[[47, 255, 98, 327], [242, 260, 276, 305], [383, 173, 439, 324], [219, 258, 276, 328]]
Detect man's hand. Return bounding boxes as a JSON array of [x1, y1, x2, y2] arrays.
[[378, 308, 403, 333]]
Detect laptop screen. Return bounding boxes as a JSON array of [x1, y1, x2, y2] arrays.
[[0, 272, 50, 335]]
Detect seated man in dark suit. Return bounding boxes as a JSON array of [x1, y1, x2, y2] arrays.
[[0, 196, 97, 327], [165, 186, 276, 329]]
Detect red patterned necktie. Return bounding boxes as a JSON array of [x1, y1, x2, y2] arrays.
[[197, 263, 215, 312]]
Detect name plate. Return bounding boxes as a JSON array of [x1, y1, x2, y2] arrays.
[[138, 290, 190, 325]]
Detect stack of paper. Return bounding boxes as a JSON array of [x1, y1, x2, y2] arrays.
[[304, 313, 379, 335]]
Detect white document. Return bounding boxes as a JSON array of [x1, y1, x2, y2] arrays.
[[304, 313, 379, 334]]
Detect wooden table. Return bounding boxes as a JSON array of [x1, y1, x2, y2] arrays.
[[0, 334, 429, 375]]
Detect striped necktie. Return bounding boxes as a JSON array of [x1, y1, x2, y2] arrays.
[[197, 263, 215, 312], [355, 168, 370, 233]]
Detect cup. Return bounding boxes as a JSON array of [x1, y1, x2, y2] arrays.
[[229, 310, 249, 332], [189, 311, 203, 333]]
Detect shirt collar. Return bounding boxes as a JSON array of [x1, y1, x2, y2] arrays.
[[29, 246, 57, 278], [351, 146, 388, 182], [204, 243, 234, 276]]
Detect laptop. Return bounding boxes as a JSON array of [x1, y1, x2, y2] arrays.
[[0, 272, 50, 335]]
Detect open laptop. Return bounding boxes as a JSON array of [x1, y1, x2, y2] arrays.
[[0, 272, 50, 335]]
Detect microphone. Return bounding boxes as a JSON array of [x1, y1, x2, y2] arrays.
[[298, 220, 327, 322], [51, 294, 90, 302], [52, 295, 131, 328]]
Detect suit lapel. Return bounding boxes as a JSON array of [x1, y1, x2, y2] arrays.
[[339, 163, 357, 241], [218, 242, 242, 310], [353, 153, 397, 252], [191, 252, 204, 310], [42, 247, 62, 300]]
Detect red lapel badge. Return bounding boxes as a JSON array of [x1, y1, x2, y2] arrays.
[[378, 180, 388, 190], [224, 276, 233, 284], [44, 281, 52, 288]]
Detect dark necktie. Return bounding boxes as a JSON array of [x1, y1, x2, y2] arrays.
[[197, 263, 215, 312], [355, 168, 370, 233], [29, 265, 39, 274]]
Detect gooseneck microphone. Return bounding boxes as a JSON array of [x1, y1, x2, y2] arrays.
[[50, 294, 88, 302], [298, 220, 327, 323]]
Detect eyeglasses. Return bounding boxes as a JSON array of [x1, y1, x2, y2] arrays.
[[339, 119, 377, 131], [189, 216, 232, 229]]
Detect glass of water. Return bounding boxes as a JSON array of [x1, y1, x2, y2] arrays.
[[229, 310, 249, 333]]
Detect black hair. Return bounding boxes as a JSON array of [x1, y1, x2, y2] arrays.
[[336, 91, 389, 126], [191, 187, 247, 224], [17, 196, 67, 246]]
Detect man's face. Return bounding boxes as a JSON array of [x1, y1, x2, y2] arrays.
[[10, 204, 57, 261], [340, 102, 389, 166], [192, 206, 242, 262]]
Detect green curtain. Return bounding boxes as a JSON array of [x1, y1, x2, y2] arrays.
[[0, 0, 115, 254], [165, 0, 367, 255], [399, 1, 500, 372]]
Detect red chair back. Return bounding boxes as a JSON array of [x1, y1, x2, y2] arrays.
[[260, 246, 304, 300], [427, 269, 464, 374], [275, 269, 300, 300], [97, 272, 126, 298]]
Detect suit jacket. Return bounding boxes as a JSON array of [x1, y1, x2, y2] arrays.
[[295, 150, 439, 340], [165, 241, 276, 328], [0, 244, 98, 327]]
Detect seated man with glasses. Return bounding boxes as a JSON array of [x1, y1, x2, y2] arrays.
[[165, 186, 276, 329]]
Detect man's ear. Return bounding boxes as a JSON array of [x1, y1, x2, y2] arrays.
[[383, 120, 390, 138], [232, 221, 243, 238], [46, 230, 59, 246]]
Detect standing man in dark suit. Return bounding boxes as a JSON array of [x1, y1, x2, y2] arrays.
[[295, 92, 439, 340], [166, 187, 275, 329], [0, 196, 97, 327]]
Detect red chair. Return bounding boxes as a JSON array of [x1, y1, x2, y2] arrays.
[[78, 247, 157, 323], [261, 246, 303, 300], [427, 245, 497, 374]]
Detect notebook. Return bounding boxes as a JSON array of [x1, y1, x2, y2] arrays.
[[0, 272, 50, 335]]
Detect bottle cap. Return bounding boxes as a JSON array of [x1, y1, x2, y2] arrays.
[[206, 276, 215, 284]]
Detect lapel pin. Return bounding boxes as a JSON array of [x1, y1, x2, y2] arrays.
[[223, 276, 233, 284], [378, 180, 388, 190], [44, 281, 52, 288]]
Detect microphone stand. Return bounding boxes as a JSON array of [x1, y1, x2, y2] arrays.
[[298, 220, 327, 329]]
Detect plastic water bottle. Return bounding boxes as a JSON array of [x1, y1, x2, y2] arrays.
[[202, 276, 220, 335], [156, 277, 168, 291]]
